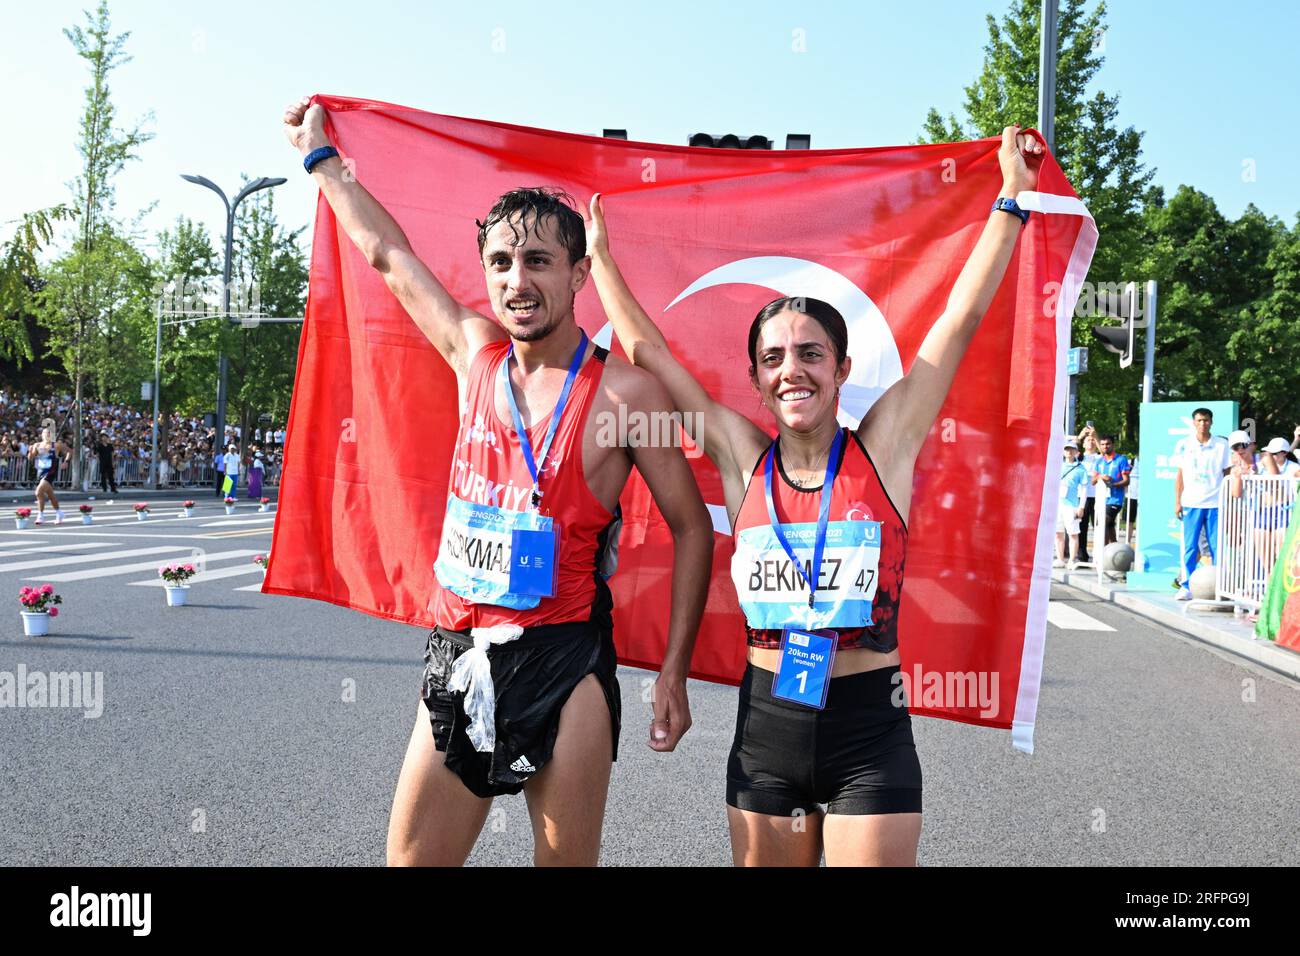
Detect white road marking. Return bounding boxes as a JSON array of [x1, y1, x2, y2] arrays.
[[0, 541, 119, 558], [198, 515, 276, 527], [31, 549, 265, 582], [1046, 601, 1116, 631], [0, 545, 194, 574], [128, 563, 266, 586]]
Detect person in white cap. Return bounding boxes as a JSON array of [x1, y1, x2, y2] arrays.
[[1171, 408, 1232, 600], [1055, 439, 1088, 568], [1259, 437, 1300, 478]]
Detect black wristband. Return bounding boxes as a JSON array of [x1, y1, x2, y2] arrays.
[[303, 145, 339, 174], [991, 197, 1029, 225]]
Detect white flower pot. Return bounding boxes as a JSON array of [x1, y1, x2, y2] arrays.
[[258, 504, 269, 512], [21, 611, 49, 636], [183, 508, 194, 518], [164, 584, 190, 607], [224, 505, 236, 515], [136, 511, 148, 521], [15, 518, 29, 530], [81, 514, 93, 524]]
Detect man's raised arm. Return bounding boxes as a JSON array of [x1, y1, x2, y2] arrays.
[[282, 97, 502, 376]]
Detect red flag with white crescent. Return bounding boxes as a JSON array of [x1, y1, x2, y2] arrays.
[[264, 94, 1097, 753]]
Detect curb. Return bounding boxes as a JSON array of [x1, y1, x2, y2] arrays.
[[1051, 569, 1300, 682]]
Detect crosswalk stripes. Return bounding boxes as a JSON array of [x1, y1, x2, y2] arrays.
[[1046, 601, 1116, 632], [128, 562, 266, 587], [0, 544, 195, 574], [0, 540, 119, 558], [33, 549, 265, 582]]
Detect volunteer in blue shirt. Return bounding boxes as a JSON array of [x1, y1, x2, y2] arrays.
[[1093, 435, 1130, 548], [1055, 439, 1088, 568]]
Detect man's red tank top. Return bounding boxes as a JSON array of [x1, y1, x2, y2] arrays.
[[729, 428, 907, 652], [428, 339, 614, 631]]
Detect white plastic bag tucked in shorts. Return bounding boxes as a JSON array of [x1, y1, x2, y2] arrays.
[[446, 623, 524, 752]]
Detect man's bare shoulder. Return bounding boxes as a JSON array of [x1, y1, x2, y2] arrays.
[[597, 351, 669, 410]]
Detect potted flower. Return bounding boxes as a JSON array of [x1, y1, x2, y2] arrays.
[[14, 507, 31, 530], [223, 496, 237, 515], [79, 504, 93, 525], [18, 584, 62, 636], [182, 499, 196, 518], [258, 497, 271, 513], [134, 502, 150, 521], [252, 553, 269, 577], [159, 562, 197, 606]]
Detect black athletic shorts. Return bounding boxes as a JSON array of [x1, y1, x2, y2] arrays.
[[420, 620, 621, 799], [726, 663, 922, 816]]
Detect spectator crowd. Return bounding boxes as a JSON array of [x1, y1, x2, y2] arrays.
[[0, 388, 284, 492]]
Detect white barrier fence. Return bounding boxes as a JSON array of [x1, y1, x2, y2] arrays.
[[0, 453, 282, 490], [1216, 475, 1297, 612]]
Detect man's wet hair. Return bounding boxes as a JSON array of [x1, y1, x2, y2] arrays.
[[747, 296, 849, 369], [476, 187, 587, 266], [1192, 407, 1213, 420]]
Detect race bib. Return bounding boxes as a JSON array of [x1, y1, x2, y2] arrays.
[[771, 627, 837, 709], [36, 454, 53, 470], [434, 494, 555, 609], [731, 519, 881, 630]]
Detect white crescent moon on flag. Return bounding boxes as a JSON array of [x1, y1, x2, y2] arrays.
[[593, 256, 903, 533]]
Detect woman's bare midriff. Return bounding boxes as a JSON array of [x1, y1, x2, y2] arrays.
[[747, 644, 901, 677]]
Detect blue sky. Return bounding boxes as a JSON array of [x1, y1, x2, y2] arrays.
[[2, 0, 1296, 260]]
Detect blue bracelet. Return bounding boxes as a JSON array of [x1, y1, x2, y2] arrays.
[[991, 197, 1029, 225], [303, 145, 339, 174]]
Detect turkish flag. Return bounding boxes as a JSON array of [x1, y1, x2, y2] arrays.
[[264, 94, 1096, 753]]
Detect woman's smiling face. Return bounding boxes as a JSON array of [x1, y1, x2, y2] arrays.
[[749, 308, 850, 432]]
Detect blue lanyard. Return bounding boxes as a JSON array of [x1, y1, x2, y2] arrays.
[[500, 329, 588, 508], [764, 428, 845, 609]]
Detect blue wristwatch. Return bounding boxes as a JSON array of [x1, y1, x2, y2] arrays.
[[303, 145, 339, 174], [991, 197, 1029, 225]]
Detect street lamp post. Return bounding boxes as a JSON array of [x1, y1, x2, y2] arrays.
[[171, 174, 286, 490]]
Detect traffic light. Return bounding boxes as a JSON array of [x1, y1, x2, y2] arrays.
[[688, 133, 774, 149], [1092, 282, 1139, 370]]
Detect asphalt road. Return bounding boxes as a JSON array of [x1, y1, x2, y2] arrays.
[[1, 492, 1297, 865]]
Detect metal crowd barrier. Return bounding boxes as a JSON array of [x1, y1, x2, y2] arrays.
[[0, 452, 281, 490], [1216, 475, 1297, 612]]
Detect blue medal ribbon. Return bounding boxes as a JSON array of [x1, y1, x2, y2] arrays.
[[500, 329, 588, 508], [764, 427, 845, 609]]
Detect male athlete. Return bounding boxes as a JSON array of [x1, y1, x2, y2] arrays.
[[283, 97, 713, 866]]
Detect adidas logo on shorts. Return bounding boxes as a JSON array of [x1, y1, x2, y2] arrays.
[[509, 755, 536, 774]]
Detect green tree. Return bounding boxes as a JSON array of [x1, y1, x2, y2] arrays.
[[0, 206, 72, 362], [42, 0, 153, 484], [226, 185, 307, 454], [1224, 214, 1300, 436], [920, 0, 1160, 443]]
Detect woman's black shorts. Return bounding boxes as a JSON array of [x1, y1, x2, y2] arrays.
[[726, 663, 922, 816]]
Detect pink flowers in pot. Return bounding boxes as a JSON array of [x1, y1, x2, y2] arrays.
[[79, 504, 93, 513], [15, 507, 31, 518], [18, 584, 62, 615], [158, 563, 197, 585], [133, 503, 150, 513]]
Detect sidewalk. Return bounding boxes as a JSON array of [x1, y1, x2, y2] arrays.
[[1052, 566, 1300, 681]]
